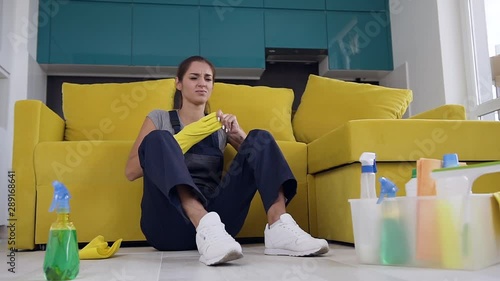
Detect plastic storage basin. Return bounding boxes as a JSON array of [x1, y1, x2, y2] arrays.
[[349, 161, 500, 270]]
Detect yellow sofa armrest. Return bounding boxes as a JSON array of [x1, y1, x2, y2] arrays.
[[308, 118, 500, 174], [409, 104, 466, 120], [12, 100, 65, 250]]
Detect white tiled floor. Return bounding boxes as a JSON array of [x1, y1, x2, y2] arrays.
[[1, 241, 500, 281]]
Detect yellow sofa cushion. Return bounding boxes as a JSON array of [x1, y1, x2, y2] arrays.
[[307, 119, 500, 174], [33, 141, 145, 244], [208, 82, 296, 142], [62, 79, 176, 141], [293, 75, 413, 143], [409, 104, 466, 120]]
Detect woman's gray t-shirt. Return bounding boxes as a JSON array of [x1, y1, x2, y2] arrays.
[[147, 110, 227, 152]]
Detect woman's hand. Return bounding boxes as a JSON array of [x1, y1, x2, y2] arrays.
[[217, 109, 247, 150]]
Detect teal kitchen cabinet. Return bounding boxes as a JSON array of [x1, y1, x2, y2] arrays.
[[49, 1, 132, 65], [265, 9, 327, 49], [132, 5, 199, 66], [264, 0, 325, 10], [200, 7, 265, 69], [68, 0, 132, 2], [199, 0, 263, 8], [37, 0, 52, 64], [326, 0, 387, 12], [326, 11, 392, 71], [133, 0, 198, 5]]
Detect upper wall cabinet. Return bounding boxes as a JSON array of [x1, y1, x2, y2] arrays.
[[133, 0, 198, 4], [132, 5, 199, 66], [49, 1, 132, 65], [326, 0, 387, 12], [68, 0, 132, 2], [265, 10, 327, 49], [200, 7, 265, 68], [264, 0, 325, 10], [326, 11, 393, 71], [37, 0, 52, 64], [199, 0, 263, 8]]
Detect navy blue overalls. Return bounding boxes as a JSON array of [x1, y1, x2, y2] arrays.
[[138, 110, 297, 251]]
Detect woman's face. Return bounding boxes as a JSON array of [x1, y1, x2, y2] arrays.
[[176, 61, 214, 107]]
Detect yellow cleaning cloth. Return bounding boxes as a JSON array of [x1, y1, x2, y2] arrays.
[[173, 112, 223, 154], [416, 158, 442, 263], [79, 235, 123, 260]]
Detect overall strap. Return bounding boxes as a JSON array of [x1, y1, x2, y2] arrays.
[[168, 110, 181, 134]]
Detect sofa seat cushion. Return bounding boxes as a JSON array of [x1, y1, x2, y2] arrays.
[[33, 141, 145, 244], [33, 139, 308, 242], [209, 83, 296, 142], [308, 119, 500, 174], [293, 75, 413, 143], [63, 79, 176, 141]]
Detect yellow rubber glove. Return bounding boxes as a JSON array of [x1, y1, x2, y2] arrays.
[[173, 112, 222, 154], [79, 235, 123, 260]]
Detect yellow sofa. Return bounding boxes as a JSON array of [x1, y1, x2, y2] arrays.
[[13, 78, 307, 250], [13, 75, 500, 250], [292, 76, 500, 243]]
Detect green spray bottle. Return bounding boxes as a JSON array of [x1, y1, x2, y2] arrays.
[[43, 181, 80, 280], [378, 177, 409, 265]]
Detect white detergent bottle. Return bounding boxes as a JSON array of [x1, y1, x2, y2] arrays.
[[436, 153, 470, 196], [360, 152, 377, 198], [405, 168, 417, 197]]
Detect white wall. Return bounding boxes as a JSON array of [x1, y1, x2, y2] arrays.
[[389, 0, 468, 116], [0, 0, 14, 76], [0, 0, 46, 226]]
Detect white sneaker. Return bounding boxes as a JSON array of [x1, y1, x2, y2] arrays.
[[196, 212, 243, 265], [264, 213, 329, 256]]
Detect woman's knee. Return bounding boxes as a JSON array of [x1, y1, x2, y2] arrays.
[[139, 130, 178, 153], [248, 129, 273, 139], [143, 129, 174, 143], [246, 129, 276, 146]]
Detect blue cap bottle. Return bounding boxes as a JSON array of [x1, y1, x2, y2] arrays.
[[442, 153, 459, 168], [377, 177, 409, 265], [43, 181, 80, 280], [360, 152, 377, 199]]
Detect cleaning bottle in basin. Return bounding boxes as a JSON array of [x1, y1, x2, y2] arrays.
[[378, 177, 409, 265], [43, 181, 79, 281], [360, 152, 377, 198]]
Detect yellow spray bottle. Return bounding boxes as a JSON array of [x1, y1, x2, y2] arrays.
[[43, 181, 79, 280]]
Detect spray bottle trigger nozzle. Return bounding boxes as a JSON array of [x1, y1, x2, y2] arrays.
[[377, 177, 398, 204], [49, 181, 71, 212]]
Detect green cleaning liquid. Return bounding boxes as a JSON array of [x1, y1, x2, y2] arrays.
[[378, 178, 410, 266], [43, 216, 80, 281], [380, 217, 409, 265], [44, 181, 80, 281]]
